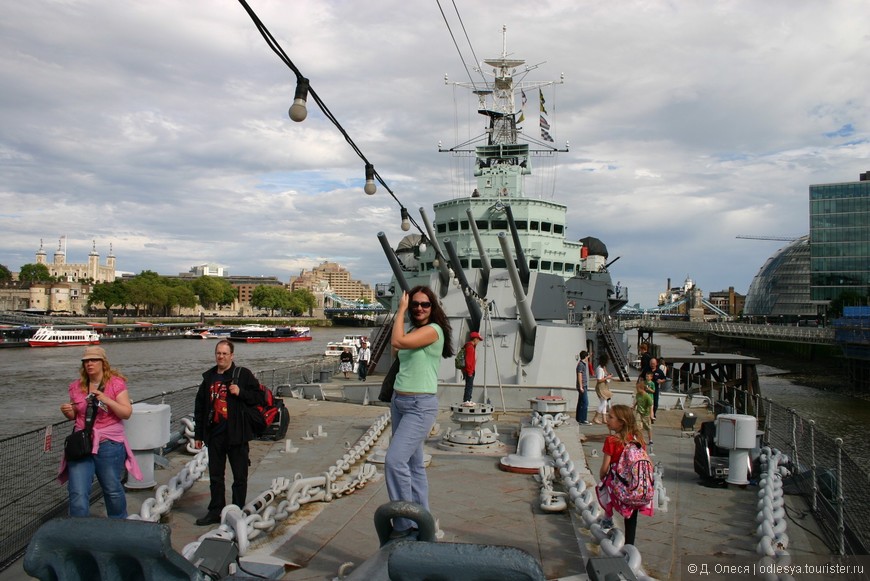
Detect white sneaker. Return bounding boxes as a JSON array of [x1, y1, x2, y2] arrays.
[[461, 401, 476, 407]]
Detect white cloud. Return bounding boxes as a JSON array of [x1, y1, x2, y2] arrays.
[[1, 0, 869, 307]]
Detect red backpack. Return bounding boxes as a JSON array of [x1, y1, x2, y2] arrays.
[[609, 441, 655, 508], [232, 368, 281, 436]]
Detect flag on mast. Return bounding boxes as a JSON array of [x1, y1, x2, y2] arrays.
[[539, 89, 554, 142], [517, 89, 527, 124]]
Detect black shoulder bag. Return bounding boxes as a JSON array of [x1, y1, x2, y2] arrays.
[[64, 395, 98, 461], [378, 359, 400, 403]]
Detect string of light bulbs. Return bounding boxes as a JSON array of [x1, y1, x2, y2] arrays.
[[237, 0, 430, 243]]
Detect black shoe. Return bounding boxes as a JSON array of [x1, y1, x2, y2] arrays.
[[195, 512, 221, 526]]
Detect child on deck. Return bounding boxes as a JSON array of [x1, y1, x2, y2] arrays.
[[644, 371, 657, 423], [634, 379, 654, 446], [598, 405, 652, 546]]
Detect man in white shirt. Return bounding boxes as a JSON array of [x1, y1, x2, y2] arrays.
[[357, 339, 371, 381]]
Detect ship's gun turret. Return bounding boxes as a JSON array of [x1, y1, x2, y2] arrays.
[[419, 208, 450, 294], [377, 232, 411, 294], [467, 207, 491, 296], [504, 205, 531, 289], [497, 233, 536, 362], [442, 238, 483, 332]]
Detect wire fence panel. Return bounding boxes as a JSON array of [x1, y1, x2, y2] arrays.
[[0, 358, 340, 572]]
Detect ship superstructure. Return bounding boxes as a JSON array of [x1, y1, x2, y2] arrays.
[[377, 31, 630, 390]]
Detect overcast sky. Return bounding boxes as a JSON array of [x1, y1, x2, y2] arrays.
[[2, 1, 868, 308]]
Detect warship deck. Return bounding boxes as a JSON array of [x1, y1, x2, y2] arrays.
[[4, 381, 833, 580]]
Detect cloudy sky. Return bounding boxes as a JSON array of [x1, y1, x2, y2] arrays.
[[2, 1, 868, 308]]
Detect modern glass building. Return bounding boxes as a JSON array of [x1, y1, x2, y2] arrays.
[[809, 172, 870, 303], [743, 236, 814, 318]]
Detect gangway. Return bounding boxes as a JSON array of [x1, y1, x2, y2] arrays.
[[368, 311, 395, 371], [599, 318, 631, 381]]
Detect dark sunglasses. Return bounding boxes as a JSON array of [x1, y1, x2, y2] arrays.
[[410, 301, 432, 309]]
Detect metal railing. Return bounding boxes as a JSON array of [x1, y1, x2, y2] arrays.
[[717, 385, 868, 555], [0, 357, 341, 572], [626, 319, 836, 345]]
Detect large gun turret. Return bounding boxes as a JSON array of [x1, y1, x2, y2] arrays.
[[504, 205, 531, 289], [419, 208, 450, 294], [377, 232, 410, 294], [443, 238, 483, 332], [466, 207, 491, 296], [498, 233, 536, 362]]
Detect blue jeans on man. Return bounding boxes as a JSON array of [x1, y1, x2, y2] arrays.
[[462, 371, 474, 403], [67, 439, 128, 518], [575, 387, 589, 424], [385, 393, 438, 532]]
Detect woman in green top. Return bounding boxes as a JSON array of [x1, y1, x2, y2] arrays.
[[385, 285, 453, 537]]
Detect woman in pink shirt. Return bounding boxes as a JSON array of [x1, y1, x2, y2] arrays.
[[59, 346, 141, 518]]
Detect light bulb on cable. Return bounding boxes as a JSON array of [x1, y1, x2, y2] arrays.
[[400, 207, 411, 231], [364, 164, 377, 195], [288, 77, 310, 122], [419, 241, 427, 253]]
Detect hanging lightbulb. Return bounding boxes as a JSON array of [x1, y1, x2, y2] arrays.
[[419, 239, 428, 253], [364, 164, 377, 195], [288, 77, 310, 122], [400, 207, 411, 231]]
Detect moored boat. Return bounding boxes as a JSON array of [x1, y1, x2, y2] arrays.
[[25, 326, 100, 348], [324, 334, 368, 357], [230, 325, 312, 343]]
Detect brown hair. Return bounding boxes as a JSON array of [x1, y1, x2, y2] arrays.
[[407, 285, 454, 358], [609, 404, 646, 446]]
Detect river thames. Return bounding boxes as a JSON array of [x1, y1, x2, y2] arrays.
[[1, 327, 868, 453]]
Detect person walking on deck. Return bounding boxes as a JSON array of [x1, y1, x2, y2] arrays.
[[193, 340, 265, 526]]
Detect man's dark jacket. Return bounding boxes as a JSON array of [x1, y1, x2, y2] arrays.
[[194, 363, 265, 445]]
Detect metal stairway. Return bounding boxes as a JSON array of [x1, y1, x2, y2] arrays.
[[368, 311, 395, 371], [599, 320, 631, 381]]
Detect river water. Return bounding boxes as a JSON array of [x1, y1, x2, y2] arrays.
[[2, 327, 868, 452], [0, 327, 363, 440]]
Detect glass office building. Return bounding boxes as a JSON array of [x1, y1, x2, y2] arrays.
[[743, 236, 814, 317], [809, 173, 870, 303]]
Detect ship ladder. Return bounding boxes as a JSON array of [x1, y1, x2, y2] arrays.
[[600, 324, 631, 381], [368, 312, 395, 371]]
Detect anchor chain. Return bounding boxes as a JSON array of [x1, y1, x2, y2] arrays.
[[533, 412, 663, 581], [756, 446, 793, 581], [183, 412, 390, 557], [129, 410, 390, 559]]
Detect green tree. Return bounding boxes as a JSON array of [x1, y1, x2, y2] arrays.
[[289, 288, 317, 315], [0, 264, 11, 282], [89, 279, 129, 311], [192, 276, 237, 309], [167, 282, 197, 316], [18, 263, 53, 283], [252, 285, 291, 315]]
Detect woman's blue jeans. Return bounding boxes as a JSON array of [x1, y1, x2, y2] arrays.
[[385, 393, 438, 532], [67, 439, 128, 518]]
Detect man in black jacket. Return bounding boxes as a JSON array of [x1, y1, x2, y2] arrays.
[[193, 339, 265, 526]]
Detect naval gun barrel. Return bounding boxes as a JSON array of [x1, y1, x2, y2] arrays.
[[497, 233, 536, 356], [466, 207, 491, 296], [377, 232, 410, 294], [419, 208, 450, 292], [504, 205, 531, 288], [442, 238, 483, 332]]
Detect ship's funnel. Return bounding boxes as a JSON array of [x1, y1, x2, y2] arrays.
[[466, 207, 490, 296], [504, 206, 530, 289], [377, 232, 410, 294], [443, 238, 483, 332], [419, 208, 450, 294], [497, 233, 536, 362]]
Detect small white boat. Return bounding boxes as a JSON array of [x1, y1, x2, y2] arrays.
[[324, 334, 368, 358], [26, 327, 100, 348]]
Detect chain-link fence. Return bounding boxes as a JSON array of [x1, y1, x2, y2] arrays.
[[720, 385, 869, 555], [0, 357, 340, 572]]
